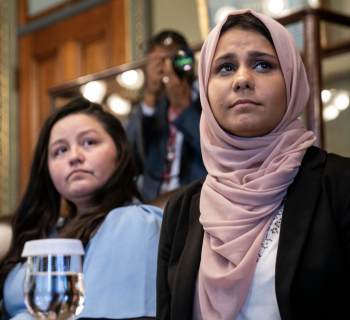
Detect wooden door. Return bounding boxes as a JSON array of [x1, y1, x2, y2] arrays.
[[19, 0, 127, 193]]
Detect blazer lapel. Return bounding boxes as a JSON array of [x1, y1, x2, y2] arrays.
[[172, 189, 204, 320], [276, 147, 327, 320]]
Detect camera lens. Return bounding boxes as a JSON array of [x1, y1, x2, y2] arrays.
[[171, 45, 195, 79]]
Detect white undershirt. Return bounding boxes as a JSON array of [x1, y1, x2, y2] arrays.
[[236, 204, 283, 320], [164, 131, 183, 191], [192, 202, 284, 320], [140, 100, 157, 116]]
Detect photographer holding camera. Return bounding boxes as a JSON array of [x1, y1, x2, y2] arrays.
[[127, 31, 207, 200]]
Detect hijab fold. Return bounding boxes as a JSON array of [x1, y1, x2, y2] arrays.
[[196, 9, 316, 320]]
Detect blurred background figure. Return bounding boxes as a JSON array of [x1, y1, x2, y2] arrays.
[[127, 31, 207, 200]]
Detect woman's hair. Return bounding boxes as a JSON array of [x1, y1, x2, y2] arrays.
[[220, 12, 274, 47], [0, 97, 143, 297]]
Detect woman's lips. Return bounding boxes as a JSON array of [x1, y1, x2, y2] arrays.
[[231, 99, 259, 108], [67, 170, 90, 180]]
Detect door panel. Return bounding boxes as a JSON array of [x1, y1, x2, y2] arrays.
[[19, 0, 127, 193], [59, 39, 82, 82], [37, 53, 58, 126], [82, 33, 108, 75]]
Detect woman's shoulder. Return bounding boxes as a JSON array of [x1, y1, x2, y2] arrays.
[[303, 146, 350, 176], [305, 146, 350, 214], [165, 178, 205, 211], [87, 204, 163, 243], [162, 178, 205, 234], [104, 204, 163, 224], [85, 204, 164, 263], [82, 204, 162, 319], [324, 150, 350, 200], [325, 151, 350, 175], [84, 205, 163, 249], [322, 145, 350, 190]]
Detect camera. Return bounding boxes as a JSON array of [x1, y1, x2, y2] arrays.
[[171, 45, 195, 80]]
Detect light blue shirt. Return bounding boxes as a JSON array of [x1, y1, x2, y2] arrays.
[[3, 204, 163, 319]]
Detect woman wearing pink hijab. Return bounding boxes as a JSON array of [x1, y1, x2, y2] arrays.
[[156, 9, 350, 320]]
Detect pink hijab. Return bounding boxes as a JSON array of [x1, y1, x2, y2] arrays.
[[196, 9, 316, 319]]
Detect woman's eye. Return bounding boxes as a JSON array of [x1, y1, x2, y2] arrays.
[[56, 147, 67, 156], [218, 64, 234, 73], [255, 61, 273, 70], [83, 140, 94, 146]]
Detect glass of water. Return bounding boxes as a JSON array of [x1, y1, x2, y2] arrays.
[[22, 239, 85, 320]]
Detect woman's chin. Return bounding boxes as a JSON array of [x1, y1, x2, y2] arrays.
[[227, 128, 266, 138], [64, 183, 97, 203], [225, 123, 274, 138]]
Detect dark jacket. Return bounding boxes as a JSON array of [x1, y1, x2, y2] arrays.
[[156, 146, 350, 320], [127, 96, 207, 200]]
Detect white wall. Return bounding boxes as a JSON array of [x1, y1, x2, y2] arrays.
[[322, 1, 350, 156], [28, 0, 68, 16], [327, 0, 350, 43], [150, 0, 202, 44]]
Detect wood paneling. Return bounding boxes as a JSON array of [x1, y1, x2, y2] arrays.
[[82, 33, 107, 75], [18, 0, 28, 25], [19, 34, 33, 190], [59, 39, 82, 82], [37, 54, 58, 126], [18, 0, 85, 24], [111, 0, 127, 66], [19, 0, 127, 193]]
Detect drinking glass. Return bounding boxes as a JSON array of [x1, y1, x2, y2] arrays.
[[22, 239, 85, 320]]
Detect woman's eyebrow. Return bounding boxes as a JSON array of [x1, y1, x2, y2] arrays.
[[213, 51, 278, 65], [77, 129, 99, 139], [248, 50, 278, 60], [213, 53, 237, 64], [48, 138, 67, 152], [49, 129, 99, 149]]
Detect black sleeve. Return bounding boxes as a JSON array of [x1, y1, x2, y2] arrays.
[[156, 179, 204, 320], [341, 192, 350, 268], [325, 153, 350, 268], [156, 200, 172, 320]]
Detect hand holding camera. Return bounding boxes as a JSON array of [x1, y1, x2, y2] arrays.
[[145, 44, 195, 113], [163, 57, 192, 113], [163, 46, 195, 113]]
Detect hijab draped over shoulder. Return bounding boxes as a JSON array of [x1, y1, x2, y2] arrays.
[[196, 9, 316, 320]]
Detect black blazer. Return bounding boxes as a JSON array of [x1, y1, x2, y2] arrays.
[[156, 146, 350, 320]]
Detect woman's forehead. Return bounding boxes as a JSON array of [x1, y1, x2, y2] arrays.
[[212, 28, 278, 60], [49, 114, 105, 140]]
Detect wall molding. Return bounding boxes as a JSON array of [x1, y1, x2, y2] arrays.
[[128, 0, 151, 60], [18, 0, 113, 36], [196, 0, 210, 40], [0, 0, 18, 215]]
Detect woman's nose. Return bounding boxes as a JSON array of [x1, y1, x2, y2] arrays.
[[69, 147, 84, 166], [232, 67, 254, 91]]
